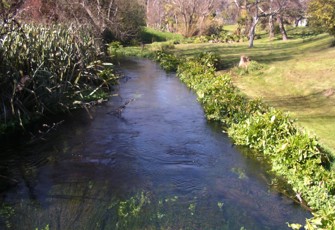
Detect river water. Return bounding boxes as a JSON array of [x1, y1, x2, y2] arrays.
[[0, 58, 309, 229]]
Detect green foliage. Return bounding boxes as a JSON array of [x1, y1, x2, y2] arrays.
[[189, 29, 247, 44], [153, 51, 180, 72], [118, 192, 151, 218], [308, 0, 335, 35], [218, 30, 247, 43], [35, 224, 49, 230], [108, 41, 123, 59], [229, 110, 296, 153], [0, 23, 117, 131], [116, 192, 151, 228], [177, 53, 265, 126], [140, 27, 184, 44], [149, 41, 175, 52], [231, 167, 247, 180], [193, 36, 210, 43], [176, 54, 335, 229], [188, 203, 196, 215], [0, 204, 14, 227]]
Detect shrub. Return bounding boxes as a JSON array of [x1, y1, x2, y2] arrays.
[[176, 54, 335, 229], [153, 51, 180, 72], [148, 41, 175, 52], [177, 53, 265, 126], [108, 41, 123, 59], [193, 36, 209, 43], [0, 23, 117, 133]]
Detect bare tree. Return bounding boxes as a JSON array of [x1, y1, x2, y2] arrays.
[[233, 0, 298, 47], [14, 0, 145, 42], [62, 0, 145, 42], [146, 0, 163, 29], [163, 0, 217, 37], [233, 0, 271, 48], [271, 0, 304, 40]]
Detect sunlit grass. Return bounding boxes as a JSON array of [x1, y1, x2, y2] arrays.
[[140, 27, 184, 43], [227, 41, 335, 152], [122, 28, 335, 153], [173, 31, 335, 153]]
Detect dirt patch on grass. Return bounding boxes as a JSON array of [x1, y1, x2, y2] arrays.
[[323, 88, 335, 97]]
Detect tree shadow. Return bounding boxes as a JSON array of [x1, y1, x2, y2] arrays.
[[174, 34, 334, 70], [264, 90, 335, 113]]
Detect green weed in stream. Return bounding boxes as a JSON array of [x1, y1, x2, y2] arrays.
[[118, 192, 151, 218], [35, 224, 49, 230], [0, 204, 15, 229]]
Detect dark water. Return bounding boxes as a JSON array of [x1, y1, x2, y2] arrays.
[[0, 58, 309, 229]]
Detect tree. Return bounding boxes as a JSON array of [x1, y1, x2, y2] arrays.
[[0, 0, 25, 20], [273, 0, 307, 40], [233, 0, 304, 47], [285, 0, 308, 27], [145, 0, 219, 37], [146, 0, 165, 29], [233, 0, 273, 48], [61, 0, 146, 42], [168, 0, 217, 37], [308, 0, 335, 35], [15, 0, 146, 43]]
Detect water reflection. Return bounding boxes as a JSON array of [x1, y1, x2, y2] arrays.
[[0, 58, 309, 229]]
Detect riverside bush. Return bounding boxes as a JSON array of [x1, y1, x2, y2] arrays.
[[153, 51, 180, 72], [0, 23, 117, 133], [176, 54, 335, 229], [177, 53, 265, 126], [149, 41, 175, 52]]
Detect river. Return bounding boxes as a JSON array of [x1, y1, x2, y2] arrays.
[[0, 58, 309, 229]]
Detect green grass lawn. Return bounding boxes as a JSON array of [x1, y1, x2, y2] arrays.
[[231, 41, 335, 153], [172, 32, 335, 153], [140, 27, 184, 43], [123, 27, 335, 153]]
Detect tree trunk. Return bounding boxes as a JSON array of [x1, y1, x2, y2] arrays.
[[79, 2, 104, 34], [249, 18, 257, 48], [269, 14, 275, 40], [278, 15, 288, 41], [146, 0, 150, 27], [248, 0, 259, 48]]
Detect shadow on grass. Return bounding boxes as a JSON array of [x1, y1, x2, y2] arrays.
[[174, 34, 334, 69], [265, 90, 335, 113]]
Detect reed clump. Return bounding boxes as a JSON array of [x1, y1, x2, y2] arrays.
[[0, 22, 117, 134]]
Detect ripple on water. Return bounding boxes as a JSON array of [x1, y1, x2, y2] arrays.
[[0, 58, 310, 230]]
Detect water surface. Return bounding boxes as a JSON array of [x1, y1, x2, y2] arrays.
[[0, 58, 309, 229]]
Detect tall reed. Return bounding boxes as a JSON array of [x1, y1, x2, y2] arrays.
[[0, 22, 117, 133]]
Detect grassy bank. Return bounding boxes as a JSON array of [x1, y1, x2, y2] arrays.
[[119, 27, 335, 228], [121, 29, 335, 153], [170, 53, 334, 229], [231, 44, 335, 154], [162, 30, 335, 154]]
